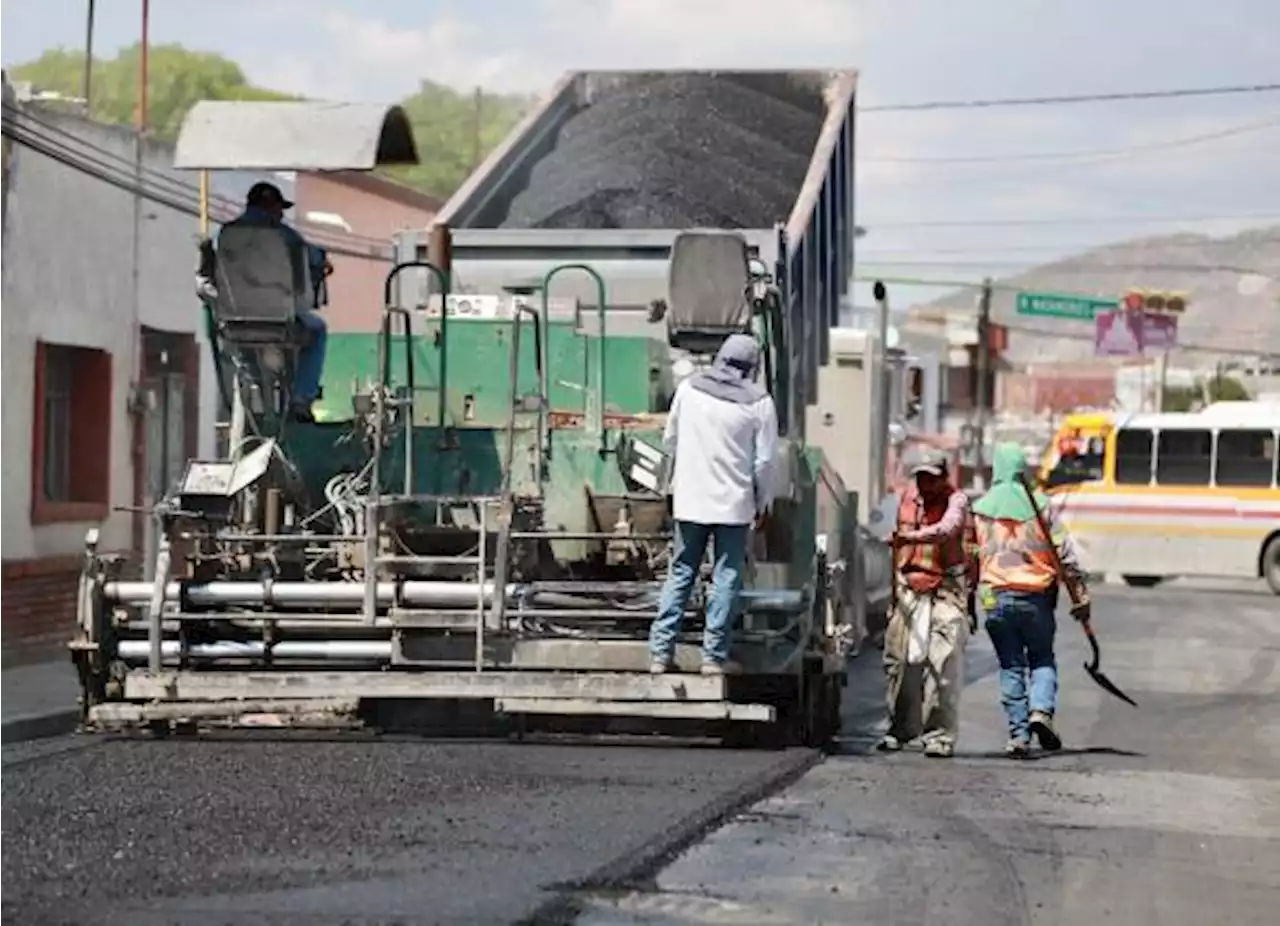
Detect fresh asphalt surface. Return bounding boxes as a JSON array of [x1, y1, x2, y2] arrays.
[[4, 580, 1278, 925]]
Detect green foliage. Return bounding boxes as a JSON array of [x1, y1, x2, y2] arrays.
[[1161, 374, 1251, 412], [10, 43, 296, 140], [385, 80, 535, 200], [9, 45, 536, 199]]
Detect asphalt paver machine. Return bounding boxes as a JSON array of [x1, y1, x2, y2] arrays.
[[70, 89, 863, 747]]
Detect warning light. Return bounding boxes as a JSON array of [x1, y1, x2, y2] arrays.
[[1123, 290, 1145, 312], [1144, 292, 1166, 312], [1165, 293, 1187, 313]]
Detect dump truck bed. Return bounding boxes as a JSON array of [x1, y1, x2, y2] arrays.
[[397, 69, 858, 437]]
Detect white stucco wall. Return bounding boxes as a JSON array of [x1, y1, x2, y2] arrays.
[[0, 106, 270, 562]]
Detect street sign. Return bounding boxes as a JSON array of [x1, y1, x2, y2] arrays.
[[1142, 312, 1178, 351], [1095, 310, 1144, 357], [1094, 310, 1179, 357], [1017, 291, 1116, 321]]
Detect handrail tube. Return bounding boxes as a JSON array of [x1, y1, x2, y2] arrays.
[[541, 264, 608, 454], [382, 260, 450, 490]]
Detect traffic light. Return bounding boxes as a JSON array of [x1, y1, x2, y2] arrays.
[[1122, 288, 1188, 314]]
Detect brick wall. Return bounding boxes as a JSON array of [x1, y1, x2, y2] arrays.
[[2, 554, 80, 663]]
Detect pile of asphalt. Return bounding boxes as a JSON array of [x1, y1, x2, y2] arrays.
[[2, 737, 804, 924], [499, 73, 827, 230]]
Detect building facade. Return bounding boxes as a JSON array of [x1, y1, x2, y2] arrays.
[[292, 171, 441, 332], [0, 100, 266, 662]]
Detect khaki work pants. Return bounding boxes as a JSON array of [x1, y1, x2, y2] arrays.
[[882, 580, 969, 747]]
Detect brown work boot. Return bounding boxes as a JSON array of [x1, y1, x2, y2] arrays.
[[1029, 710, 1062, 751]]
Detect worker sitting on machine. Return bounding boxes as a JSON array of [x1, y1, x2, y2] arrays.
[[219, 181, 332, 423], [648, 333, 780, 676]]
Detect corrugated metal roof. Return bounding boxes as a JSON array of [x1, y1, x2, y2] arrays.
[[173, 101, 419, 171]]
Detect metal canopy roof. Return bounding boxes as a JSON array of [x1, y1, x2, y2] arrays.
[[173, 101, 419, 171]]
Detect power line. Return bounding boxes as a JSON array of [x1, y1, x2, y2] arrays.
[[864, 212, 1280, 229], [860, 259, 1279, 275], [862, 82, 1280, 113], [1, 102, 392, 254], [861, 115, 1280, 164]]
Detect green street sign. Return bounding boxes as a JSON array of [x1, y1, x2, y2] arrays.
[[1016, 291, 1115, 321]]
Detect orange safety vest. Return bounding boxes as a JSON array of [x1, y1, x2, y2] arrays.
[[973, 515, 1058, 593], [895, 487, 974, 595]]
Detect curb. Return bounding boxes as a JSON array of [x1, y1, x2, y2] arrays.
[[1, 709, 80, 746]]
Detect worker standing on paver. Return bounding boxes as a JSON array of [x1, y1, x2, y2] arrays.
[[878, 448, 977, 758], [649, 333, 779, 676], [972, 443, 1092, 758]]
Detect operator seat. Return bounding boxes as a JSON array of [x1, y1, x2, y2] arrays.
[[666, 229, 754, 355], [211, 224, 310, 345], [202, 224, 315, 415]]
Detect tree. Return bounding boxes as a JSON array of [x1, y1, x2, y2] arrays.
[[385, 80, 535, 199], [10, 47, 535, 199], [10, 44, 295, 139], [1162, 374, 1251, 411]]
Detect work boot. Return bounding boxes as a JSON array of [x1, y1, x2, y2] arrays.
[[923, 739, 955, 759], [1029, 710, 1062, 751], [1005, 738, 1031, 759], [290, 403, 316, 424], [875, 733, 904, 752]]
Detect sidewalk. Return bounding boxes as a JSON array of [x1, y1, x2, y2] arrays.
[[2, 657, 81, 745]]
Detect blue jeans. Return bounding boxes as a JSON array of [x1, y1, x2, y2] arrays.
[[294, 309, 328, 405], [985, 590, 1058, 741], [649, 520, 748, 666]]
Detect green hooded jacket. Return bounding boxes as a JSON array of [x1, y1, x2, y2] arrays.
[[971, 442, 1048, 523]]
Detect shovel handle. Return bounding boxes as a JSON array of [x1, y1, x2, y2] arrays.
[[1016, 473, 1085, 606]]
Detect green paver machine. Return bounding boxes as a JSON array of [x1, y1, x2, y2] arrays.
[[71, 72, 867, 747]]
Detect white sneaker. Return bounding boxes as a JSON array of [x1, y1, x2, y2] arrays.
[[649, 662, 668, 675]]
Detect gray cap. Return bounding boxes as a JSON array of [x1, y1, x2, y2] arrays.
[[905, 446, 949, 477]]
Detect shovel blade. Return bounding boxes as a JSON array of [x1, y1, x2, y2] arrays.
[[1085, 664, 1138, 707]]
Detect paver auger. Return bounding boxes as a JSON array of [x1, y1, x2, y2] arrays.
[[69, 96, 859, 747]]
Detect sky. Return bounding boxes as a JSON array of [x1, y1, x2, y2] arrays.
[[4, 0, 1280, 313]]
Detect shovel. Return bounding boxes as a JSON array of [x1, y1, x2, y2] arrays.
[[1017, 474, 1138, 708]]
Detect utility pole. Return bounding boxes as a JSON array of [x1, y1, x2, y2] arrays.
[[82, 0, 96, 115], [872, 280, 890, 505], [973, 277, 993, 491], [471, 86, 483, 171]]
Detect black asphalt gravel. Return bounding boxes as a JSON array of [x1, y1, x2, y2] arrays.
[[499, 73, 826, 229], [2, 737, 812, 925]]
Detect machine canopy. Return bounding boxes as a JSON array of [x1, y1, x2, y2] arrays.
[[173, 101, 419, 171]]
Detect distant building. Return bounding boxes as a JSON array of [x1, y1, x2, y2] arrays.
[[292, 172, 442, 331]]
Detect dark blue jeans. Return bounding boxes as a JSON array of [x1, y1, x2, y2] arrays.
[[985, 590, 1058, 742], [649, 520, 748, 666]]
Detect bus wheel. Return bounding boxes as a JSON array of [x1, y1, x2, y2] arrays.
[[1263, 536, 1280, 596], [1122, 575, 1164, 588]]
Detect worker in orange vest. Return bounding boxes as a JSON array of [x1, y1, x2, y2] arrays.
[[972, 443, 1091, 758], [877, 447, 978, 758]]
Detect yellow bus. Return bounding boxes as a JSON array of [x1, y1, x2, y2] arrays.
[[1042, 402, 1280, 594], [1037, 410, 1115, 486]]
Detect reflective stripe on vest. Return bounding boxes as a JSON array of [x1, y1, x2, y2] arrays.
[[897, 488, 969, 594], [974, 515, 1058, 592]]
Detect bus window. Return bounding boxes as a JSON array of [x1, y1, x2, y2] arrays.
[[1156, 429, 1212, 486], [1215, 429, 1278, 488], [1115, 428, 1154, 485]]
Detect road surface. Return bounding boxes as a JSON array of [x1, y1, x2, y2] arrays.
[[3, 581, 1277, 925], [573, 580, 1280, 925]]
